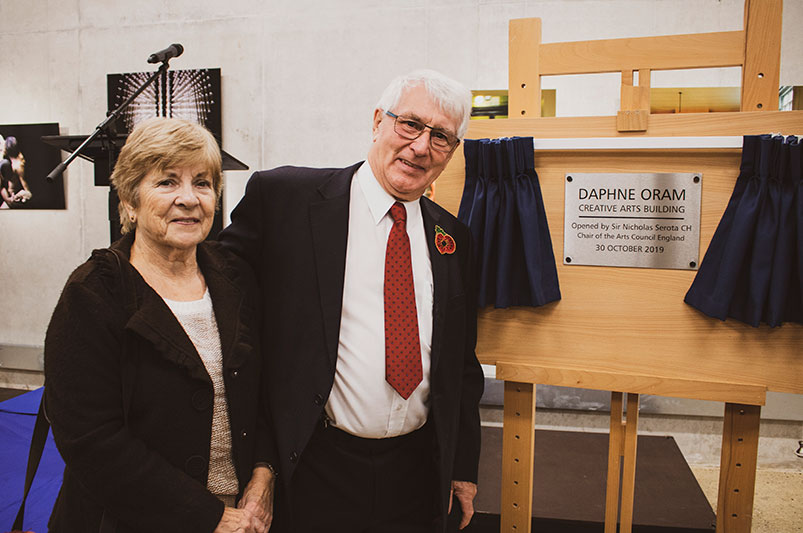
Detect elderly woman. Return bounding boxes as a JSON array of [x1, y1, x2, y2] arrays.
[[44, 117, 276, 533]]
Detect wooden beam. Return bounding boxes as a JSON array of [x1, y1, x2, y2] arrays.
[[619, 393, 641, 533], [741, 0, 783, 111], [509, 18, 542, 118], [604, 392, 625, 533], [539, 31, 744, 75], [617, 69, 651, 132], [716, 403, 761, 533], [501, 381, 536, 533], [603, 392, 641, 533], [464, 110, 803, 139], [495, 362, 767, 405]]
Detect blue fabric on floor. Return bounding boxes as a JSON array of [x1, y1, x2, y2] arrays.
[[0, 388, 63, 533]]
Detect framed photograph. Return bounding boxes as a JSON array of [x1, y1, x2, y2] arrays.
[[0, 123, 64, 210], [107, 68, 222, 139]]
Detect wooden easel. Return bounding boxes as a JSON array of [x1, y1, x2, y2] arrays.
[[436, 1, 803, 531]]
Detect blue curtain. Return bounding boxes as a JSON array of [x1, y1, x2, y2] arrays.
[[459, 137, 560, 308], [685, 134, 802, 327]]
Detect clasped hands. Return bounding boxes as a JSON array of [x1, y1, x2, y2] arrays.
[[214, 466, 275, 533]]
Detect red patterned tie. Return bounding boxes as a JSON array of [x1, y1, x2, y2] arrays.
[[384, 202, 422, 399]]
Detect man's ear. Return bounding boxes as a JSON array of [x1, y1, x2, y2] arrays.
[[372, 108, 384, 140]]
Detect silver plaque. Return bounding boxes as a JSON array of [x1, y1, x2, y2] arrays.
[[563, 173, 701, 270]]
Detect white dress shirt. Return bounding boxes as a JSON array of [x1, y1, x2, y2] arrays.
[[324, 162, 434, 438]]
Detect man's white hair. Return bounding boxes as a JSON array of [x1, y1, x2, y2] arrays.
[[376, 69, 473, 139]]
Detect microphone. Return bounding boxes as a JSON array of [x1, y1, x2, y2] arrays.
[[147, 43, 184, 64]]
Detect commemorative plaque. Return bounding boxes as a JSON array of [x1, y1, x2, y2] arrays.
[[563, 173, 702, 270]]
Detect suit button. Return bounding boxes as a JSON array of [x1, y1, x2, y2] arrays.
[[314, 394, 324, 406], [241, 429, 248, 439], [185, 455, 207, 477], [290, 452, 298, 463], [231, 369, 240, 378], [191, 389, 212, 411]]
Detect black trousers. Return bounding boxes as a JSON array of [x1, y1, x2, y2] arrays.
[[282, 420, 440, 533]]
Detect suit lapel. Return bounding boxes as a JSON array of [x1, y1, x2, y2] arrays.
[[421, 197, 448, 375], [309, 163, 361, 369]]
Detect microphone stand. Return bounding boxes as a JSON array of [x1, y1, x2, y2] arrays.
[[46, 59, 172, 182]]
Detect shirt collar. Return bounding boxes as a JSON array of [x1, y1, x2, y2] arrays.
[[356, 160, 421, 226]]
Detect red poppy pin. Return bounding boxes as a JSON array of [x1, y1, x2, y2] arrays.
[[434, 225, 456, 255]]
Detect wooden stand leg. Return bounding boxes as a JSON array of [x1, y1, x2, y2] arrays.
[[620, 393, 640, 532], [604, 392, 625, 533], [716, 403, 761, 533], [501, 381, 536, 532], [604, 392, 640, 533]]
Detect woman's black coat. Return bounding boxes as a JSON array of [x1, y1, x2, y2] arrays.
[[44, 233, 275, 533]]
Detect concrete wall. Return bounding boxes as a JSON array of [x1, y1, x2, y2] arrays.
[[1, 0, 801, 349]]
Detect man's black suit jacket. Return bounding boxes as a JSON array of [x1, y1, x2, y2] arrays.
[[219, 162, 483, 521]]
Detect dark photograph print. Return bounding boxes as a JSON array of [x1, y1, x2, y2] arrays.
[[107, 68, 221, 139], [0, 123, 64, 210]]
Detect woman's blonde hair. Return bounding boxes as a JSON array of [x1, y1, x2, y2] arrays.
[[110, 117, 223, 234]]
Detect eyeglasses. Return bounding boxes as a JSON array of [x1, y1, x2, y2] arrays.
[[384, 111, 460, 153]]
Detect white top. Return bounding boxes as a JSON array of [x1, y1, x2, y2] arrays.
[[164, 289, 238, 496], [324, 162, 434, 438]]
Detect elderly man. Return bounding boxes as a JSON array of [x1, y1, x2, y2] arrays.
[[220, 70, 483, 532]]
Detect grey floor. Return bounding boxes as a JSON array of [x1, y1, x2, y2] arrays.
[[691, 467, 803, 533]]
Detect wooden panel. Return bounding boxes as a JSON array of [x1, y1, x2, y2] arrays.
[[495, 362, 766, 405], [458, 110, 803, 141], [539, 31, 744, 75], [436, 145, 803, 395], [604, 392, 625, 533], [716, 403, 761, 533], [501, 382, 536, 533], [741, 0, 783, 111], [509, 18, 542, 119]]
